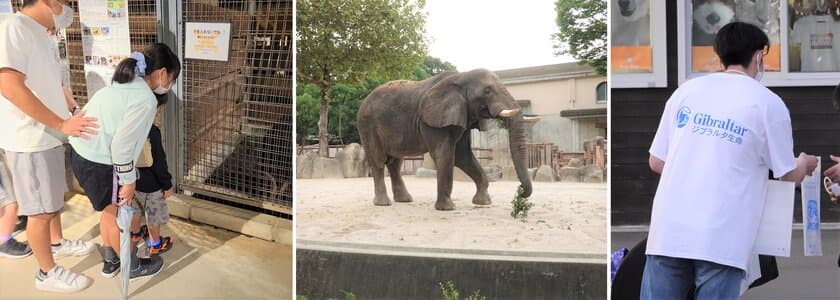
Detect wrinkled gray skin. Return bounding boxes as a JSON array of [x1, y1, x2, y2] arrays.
[[357, 69, 533, 211]]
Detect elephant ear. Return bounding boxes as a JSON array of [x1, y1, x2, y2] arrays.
[[420, 76, 467, 129]]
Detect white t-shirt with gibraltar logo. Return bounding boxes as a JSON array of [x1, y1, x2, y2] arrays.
[[647, 72, 796, 271]]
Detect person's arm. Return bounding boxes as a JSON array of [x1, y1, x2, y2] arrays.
[[111, 101, 156, 204], [823, 155, 840, 181], [62, 85, 78, 114], [764, 98, 813, 183], [648, 90, 681, 174], [779, 152, 818, 183], [0, 70, 97, 137], [148, 126, 173, 193], [649, 155, 665, 174]]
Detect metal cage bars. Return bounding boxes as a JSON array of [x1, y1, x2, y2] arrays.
[[177, 0, 293, 213]]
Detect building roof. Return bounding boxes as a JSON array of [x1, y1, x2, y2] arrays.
[[495, 62, 599, 84]]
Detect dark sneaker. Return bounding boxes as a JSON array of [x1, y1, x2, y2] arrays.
[[130, 255, 164, 281], [101, 247, 119, 278], [13, 216, 26, 236], [0, 238, 32, 259], [101, 259, 120, 278]]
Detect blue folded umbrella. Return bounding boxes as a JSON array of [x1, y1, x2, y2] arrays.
[[113, 172, 132, 299]]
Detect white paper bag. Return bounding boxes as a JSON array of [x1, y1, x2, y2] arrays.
[[740, 255, 762, 295], [754, 180, 795, 257], [801, 157, 823, 256]]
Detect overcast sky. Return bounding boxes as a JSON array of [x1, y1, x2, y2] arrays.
[[424, 0, 575, 72]]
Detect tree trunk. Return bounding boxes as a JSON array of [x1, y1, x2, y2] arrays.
[[318, 86, 331, 158]]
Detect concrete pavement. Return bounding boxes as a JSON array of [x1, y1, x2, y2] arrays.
[[0, 194, 292, 300], [611, 229, 840, 299]]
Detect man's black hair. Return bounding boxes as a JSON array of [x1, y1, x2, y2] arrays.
[[833, 82, 840, 112], [21, 0, 38, 8], [713, 22, 770, 69]]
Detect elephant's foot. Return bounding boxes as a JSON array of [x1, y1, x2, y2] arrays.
[[373, 194, 392, 206], [435, 198, 456, 211], [393, 187, 413, 203], [472, 190, 492, 206]]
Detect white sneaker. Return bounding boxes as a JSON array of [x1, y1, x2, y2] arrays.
[[34, 265, 91, 293], [52, 239, 96, 259]]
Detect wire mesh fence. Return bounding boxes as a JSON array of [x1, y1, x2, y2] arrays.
[[21, 0, 292, 214], [179, 0, 293, 212]]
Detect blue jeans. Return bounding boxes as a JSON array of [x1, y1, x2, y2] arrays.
[[641, 255, 744, 300]]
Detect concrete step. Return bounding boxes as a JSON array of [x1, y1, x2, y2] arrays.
[[169, 194, 292, 245]]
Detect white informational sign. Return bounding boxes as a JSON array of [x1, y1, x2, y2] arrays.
[[753, 180, 795, 257], [79, 0, 131, 97], [801, 158, 823, 256], [185, 22, 232, 61]]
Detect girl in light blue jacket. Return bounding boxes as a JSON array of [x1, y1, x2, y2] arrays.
[[69, 43, 180, 280]]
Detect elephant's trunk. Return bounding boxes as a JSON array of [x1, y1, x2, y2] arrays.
[[506, 113, 532, 198]]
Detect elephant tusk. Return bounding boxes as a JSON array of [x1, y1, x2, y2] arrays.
[[498, 108, 520, 117]]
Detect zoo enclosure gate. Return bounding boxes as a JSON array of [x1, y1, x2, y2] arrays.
[[59, 1, 293, 217], [177, 0, 293, 215]]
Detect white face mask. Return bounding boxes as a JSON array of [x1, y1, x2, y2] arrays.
[[53, 3, 73, 30], [153, 71, 171, 95], [754, 52, 765, 82]]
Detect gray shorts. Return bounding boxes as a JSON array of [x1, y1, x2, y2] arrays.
[[0, 151, 14, 207], [3, 146, 68, 216], [131, 190, 170, 226]]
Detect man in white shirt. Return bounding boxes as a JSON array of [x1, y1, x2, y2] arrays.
[[642, 22, 818, 299], [0, 0, 99, 293]]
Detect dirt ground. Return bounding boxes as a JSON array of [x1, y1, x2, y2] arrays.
[[296, 177, 607, 254]]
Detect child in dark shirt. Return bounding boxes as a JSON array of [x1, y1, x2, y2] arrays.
[[130, 123, 174, 257]]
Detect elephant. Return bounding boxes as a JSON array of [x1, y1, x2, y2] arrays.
[[357, 69, 533, 211]]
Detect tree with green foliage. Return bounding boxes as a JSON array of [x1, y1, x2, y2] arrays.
[[552, 0, 607, 75], [295, 84, 323, 145], [296, 0, 429, 156], [412, 56, 457, 80]]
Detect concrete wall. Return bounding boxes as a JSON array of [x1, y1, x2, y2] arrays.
[[574, 77, 609, 109], [297, 247, 607, 300], [576, 117, 608, 146], [504, 76, 607, 115]]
